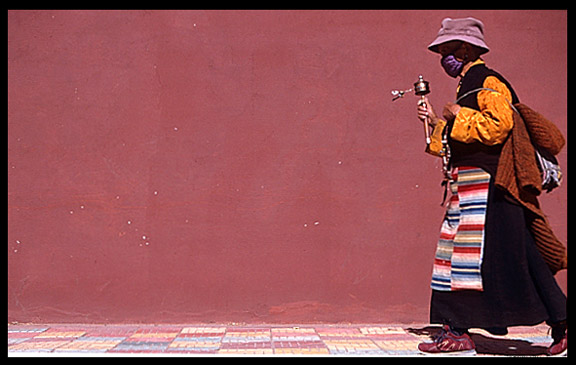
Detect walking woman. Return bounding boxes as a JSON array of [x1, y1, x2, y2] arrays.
[[416, 17, 567, 356]]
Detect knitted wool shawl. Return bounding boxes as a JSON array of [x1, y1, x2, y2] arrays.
[[494, 103, 567, 274]]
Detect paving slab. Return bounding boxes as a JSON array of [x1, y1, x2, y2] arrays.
[[8, 323, 555, 357]]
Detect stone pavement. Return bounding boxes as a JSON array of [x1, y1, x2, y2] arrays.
[[8, 322, 555, 357]]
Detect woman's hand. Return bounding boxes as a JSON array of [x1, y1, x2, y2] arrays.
[[417, 96, 439, 128], [442, 102, 461, 122]]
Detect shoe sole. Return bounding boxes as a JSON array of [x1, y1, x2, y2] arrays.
[[418, 349, 477, 356]]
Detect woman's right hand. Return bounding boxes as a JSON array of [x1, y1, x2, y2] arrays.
[[417, 96, 439, 128]]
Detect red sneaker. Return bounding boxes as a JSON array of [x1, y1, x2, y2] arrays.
[[418, 325, 477, 356], [547, 330, 567, 356]]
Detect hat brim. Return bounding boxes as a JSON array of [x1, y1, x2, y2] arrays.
[[428, 35, 489, 54]]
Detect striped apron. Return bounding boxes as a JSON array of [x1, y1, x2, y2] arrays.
[[431, 166, 491, 291]]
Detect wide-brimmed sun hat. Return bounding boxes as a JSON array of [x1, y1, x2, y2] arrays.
[[428, 17, 490, 54]]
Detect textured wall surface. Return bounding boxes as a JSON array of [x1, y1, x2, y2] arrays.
[[8, 10, 566, 323]]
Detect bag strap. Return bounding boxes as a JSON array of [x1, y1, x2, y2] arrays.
[[455, 87, 495, 103], [455, 87, 519, 115]]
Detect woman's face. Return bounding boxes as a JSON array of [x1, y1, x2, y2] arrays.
[[437, 41, 467, 62]]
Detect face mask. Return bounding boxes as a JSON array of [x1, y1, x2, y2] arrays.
[[441, 54, 464, 78]]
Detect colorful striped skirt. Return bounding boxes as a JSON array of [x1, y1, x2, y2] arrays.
[[431, 166, 491, 291]]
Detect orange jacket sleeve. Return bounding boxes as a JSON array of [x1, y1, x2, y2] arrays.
[[450, 76, 514, 146]]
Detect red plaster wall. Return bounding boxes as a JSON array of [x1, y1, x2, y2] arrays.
[[8, 10, 567, 324]]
